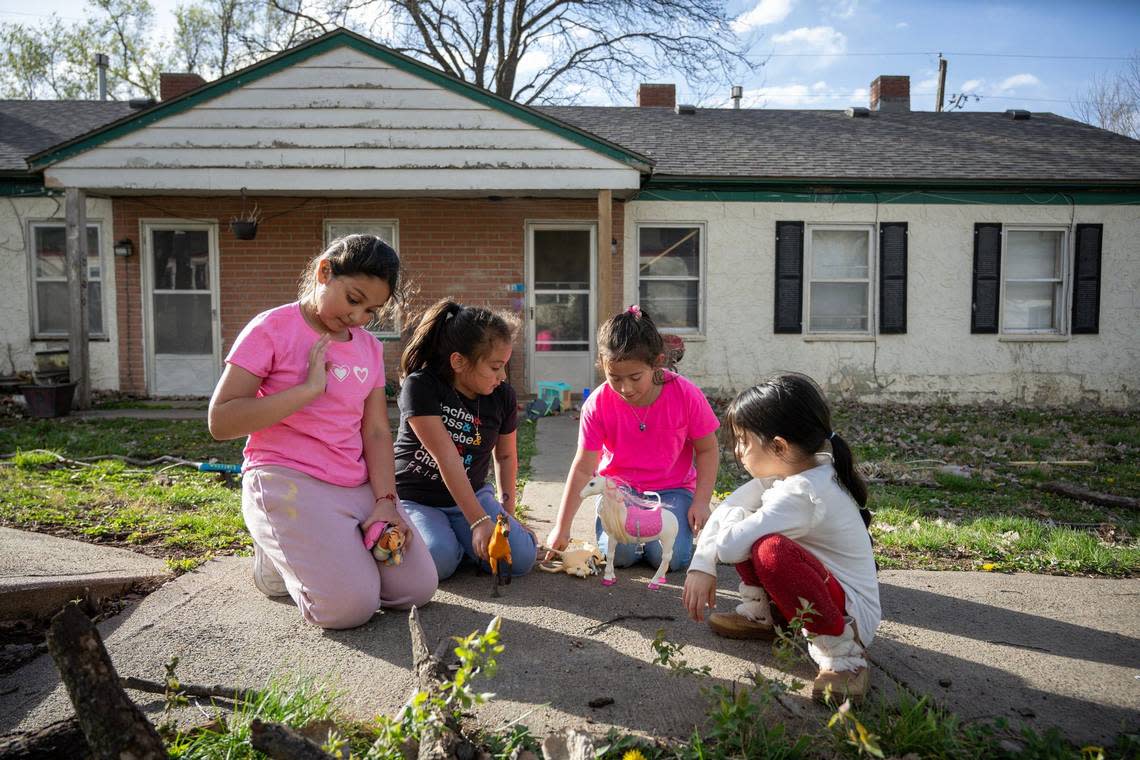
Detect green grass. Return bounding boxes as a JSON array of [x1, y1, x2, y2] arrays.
[[0, 413, 543, 570], [711, 401, 1140, 577]]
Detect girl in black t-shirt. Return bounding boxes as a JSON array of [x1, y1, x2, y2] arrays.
[[395, 299, 537, 580]]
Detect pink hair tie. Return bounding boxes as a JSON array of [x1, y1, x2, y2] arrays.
[[627, 304, 641, 318]]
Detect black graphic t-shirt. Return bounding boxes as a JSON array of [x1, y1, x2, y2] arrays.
[[394, 370, 519, 507]]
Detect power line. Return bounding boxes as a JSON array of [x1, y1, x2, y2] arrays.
[[762, 50, 1133, 61]]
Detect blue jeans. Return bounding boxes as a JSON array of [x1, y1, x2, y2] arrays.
[[402, 484, 537, 581], [594, 488, 694, 573]]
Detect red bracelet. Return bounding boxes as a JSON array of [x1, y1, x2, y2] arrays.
[[374, 492, 397, 505]]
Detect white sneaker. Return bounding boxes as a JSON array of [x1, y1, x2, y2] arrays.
[[252, 544, 289, 597]]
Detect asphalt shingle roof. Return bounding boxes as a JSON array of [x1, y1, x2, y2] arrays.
[[538, 106, 1140, 184], [0, 100, 135, 173]]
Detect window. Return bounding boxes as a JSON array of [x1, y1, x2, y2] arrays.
[[324, 220, 400, 337], [29, 222, 104, 337], [805, 224, 874, 334], [1002, 228, 1066, 333], [637, 224, 703, 332]]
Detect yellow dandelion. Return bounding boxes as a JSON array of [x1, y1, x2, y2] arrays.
[[622, 750, 648, 760], [981, 563, 996, 571]]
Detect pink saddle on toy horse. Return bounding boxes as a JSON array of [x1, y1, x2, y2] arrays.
[[624, 504, 663, 539]]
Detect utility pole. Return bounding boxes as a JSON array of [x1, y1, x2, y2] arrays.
[[936, 54, 947, 112]]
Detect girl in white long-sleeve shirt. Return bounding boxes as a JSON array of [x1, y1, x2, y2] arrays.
[[683, 374, 879, 702]]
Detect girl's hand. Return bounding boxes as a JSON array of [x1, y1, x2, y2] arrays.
[[682, 571, 718, 622], [688, 501, 712, 533], [471, 519, 493, 561], [304, 333, 332, 394], [544, 526, 570, 557], [364, 499, 410, 546]]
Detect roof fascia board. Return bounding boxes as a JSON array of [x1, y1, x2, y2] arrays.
[[636, 186, 1140, 205], [644, 176, 1140, 192], [30, 29, 652, 173]]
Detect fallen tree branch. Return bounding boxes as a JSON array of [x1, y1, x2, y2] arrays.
[[1037, 481, 1139, 511], [120, 675, 260, 704], [46, 604, 167, 759], [584, 614, 675, 636], [0, 717, 88, 759], [249, 719, 335, 759]]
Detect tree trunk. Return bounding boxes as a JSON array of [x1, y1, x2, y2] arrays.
[[1038, 481, 1139, 511], [45, 604, 167, 759]]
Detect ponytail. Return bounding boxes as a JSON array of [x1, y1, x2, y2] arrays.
[[828, 432, 871, 527], [400, 298, 519, 382]]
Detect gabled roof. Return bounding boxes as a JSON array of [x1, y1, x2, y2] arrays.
[[0, 100, 135, 174], [539, 106, 1140, 187], [28, 28, 652, 173]]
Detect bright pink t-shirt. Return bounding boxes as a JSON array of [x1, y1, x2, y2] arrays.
[[226, 303, 387, 487], [579, 371, 719, 492]]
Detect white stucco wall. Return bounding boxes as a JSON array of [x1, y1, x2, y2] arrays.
[[0, 196, 120, 389], [625, 200, 1140, 406]]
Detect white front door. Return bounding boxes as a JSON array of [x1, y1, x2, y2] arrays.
[[142, 223, 220, 396], [526, 223, 596, 394]]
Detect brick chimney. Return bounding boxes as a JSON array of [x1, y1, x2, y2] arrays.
[[870, 75, 910, 112], [637, 83, 676, 109], [160, 72, 207, 101]]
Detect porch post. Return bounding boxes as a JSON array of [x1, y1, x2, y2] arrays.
[[65, 187, 91, 409], [597, 189, 613, 383]]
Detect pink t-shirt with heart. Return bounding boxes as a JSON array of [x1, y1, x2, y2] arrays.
[[226, 302, 386, 487]]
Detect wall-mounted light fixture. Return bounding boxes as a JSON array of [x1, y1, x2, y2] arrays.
[[113, 238, 134, 257], [611, 238, 619, 257]]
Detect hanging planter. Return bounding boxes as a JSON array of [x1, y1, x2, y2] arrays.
[[230, 219, 259, 240], [230, 189, 261, 240]]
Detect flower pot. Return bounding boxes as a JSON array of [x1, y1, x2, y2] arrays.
[[230, 220, 259, 240], [19, 382, 77, 418]]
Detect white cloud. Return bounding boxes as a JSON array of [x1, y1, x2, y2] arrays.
[[996, 73, 1040, 91], [960, 79, 983, 94], [895, 21, 909, 29], [771, 26, 847, 56], [732, 0, 794, 33], [829, 0, 858, 19]]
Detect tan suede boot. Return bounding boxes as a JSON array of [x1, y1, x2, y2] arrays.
[[807, 620, 869, 703], [708, 582, 777, 640]]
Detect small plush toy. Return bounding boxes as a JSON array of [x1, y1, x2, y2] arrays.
[[362, 521, 405, 566], [538, 543, 606, 578]]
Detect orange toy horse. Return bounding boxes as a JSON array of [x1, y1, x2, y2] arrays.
[[487, 513, 512, 596]]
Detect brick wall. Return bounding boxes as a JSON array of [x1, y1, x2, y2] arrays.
[[113, 196, 625, 395]]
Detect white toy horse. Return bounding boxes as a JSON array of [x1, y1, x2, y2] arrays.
[[581, 476, 678, 590]]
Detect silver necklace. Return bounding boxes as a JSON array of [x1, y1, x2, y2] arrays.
[[626, 399, 651, 432]]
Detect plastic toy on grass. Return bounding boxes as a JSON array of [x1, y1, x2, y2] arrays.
[[581, 476, 678, 590]]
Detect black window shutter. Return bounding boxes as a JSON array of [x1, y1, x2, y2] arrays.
[[774, 221, 804, 333], [879, 222, 907, 334], [971, 223, 1002, 333], [1071, 224, 1102, 334]]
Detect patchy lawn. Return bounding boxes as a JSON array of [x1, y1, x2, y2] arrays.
[[0, 413, 540, 572], [714, 402, 1139, 577]]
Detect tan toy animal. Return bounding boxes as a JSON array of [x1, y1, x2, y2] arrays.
[[539, 543, 606, 578]]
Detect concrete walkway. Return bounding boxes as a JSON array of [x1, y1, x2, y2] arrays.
[[1, 413, 1137, 747]]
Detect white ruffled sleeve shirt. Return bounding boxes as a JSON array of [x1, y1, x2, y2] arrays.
[[690, 456, 880, 647]]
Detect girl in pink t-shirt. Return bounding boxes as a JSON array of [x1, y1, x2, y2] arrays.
[[546, 305, 720, 575], [208, 235, 437, 629]]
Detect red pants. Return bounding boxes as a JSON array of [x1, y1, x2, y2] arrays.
[[735, 533, 846, 636]]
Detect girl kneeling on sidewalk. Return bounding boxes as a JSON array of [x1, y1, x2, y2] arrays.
[[683, 373, 880, 702], [209, 235, 437, 630]]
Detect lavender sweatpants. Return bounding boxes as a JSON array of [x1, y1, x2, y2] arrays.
[[242, 465, 438, 629]]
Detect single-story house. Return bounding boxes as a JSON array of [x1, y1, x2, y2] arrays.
[[6, 28, 1140, 405]]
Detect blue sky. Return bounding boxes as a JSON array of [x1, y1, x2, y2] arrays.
[[717, 0, 1139, 116], [2, 0, 1137, 120]]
